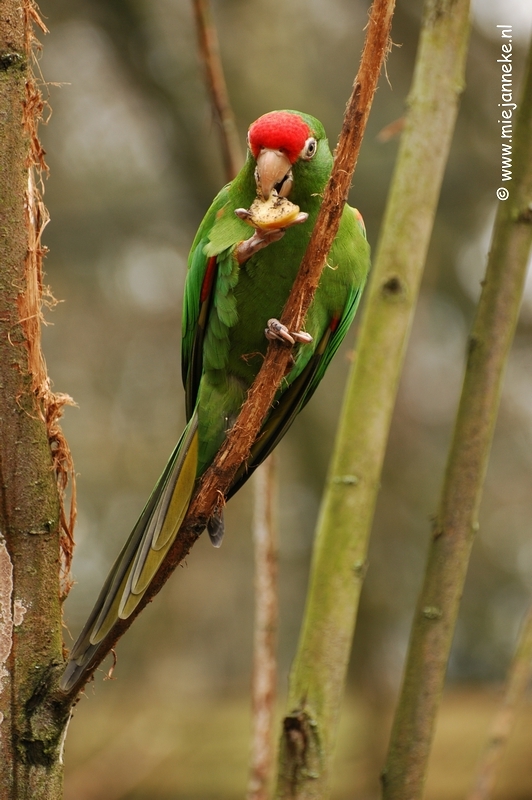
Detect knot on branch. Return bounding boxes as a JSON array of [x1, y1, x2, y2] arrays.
[[381, 274, 406, 298], [0, 52, 25, 71], [281, 708, 321, 790], [422, 605, 443, 621], [517, 202, 532, 224]]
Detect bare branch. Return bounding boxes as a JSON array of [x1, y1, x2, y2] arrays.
[[247, 456, 279, 800], [467, 603, 532, 800], [192, 5, 278, 789], [191, 0, 243, 180]]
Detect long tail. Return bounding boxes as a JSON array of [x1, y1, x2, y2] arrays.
[[60, 412, 199, 693]]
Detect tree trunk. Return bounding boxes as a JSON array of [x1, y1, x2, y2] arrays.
[[0, 2, 69, 797]]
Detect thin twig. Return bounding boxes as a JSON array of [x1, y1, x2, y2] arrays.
[[247, 455, 278, 800], [192, 4, 279, 783], [196, 0, 281, 751], [466, 603, 532, 800], [54, 0, 393, 702], [191, 0, 242, 180]]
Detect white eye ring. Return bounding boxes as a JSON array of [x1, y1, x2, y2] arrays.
[[301, 137, 317, 160]]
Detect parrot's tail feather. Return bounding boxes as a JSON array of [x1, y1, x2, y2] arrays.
[[60, 643, 101, 693], [59, 412, 199, 694], [120, 420, 199, 611]]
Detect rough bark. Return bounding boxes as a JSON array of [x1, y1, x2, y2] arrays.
[[0, 2, 71, 798]]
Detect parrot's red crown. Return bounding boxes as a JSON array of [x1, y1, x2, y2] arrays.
[[248, 112, 311, 164]]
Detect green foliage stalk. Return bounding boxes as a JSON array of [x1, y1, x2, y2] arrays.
[[275, 1, 470, 797], [0, 2, 71, 797], [382, 39, 532, 800]]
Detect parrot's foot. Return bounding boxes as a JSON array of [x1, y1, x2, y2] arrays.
[[265, 318, 313, 346], [235, 209, 308, 265], [235, 227, 284, 264]]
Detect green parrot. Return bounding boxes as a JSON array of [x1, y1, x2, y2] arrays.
[[60, 110, 370, 693]]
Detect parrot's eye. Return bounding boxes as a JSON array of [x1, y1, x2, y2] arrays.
[[301, 138, 317, 160]]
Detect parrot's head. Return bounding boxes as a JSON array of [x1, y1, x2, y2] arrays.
[[247, 111, 332, 203]]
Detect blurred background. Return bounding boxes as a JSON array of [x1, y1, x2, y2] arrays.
[[36, 0, 532, 796]]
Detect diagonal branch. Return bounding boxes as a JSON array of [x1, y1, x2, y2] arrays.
[[52, 0, 395, 703]]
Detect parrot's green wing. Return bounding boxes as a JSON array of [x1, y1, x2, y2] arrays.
[[227, 203, 369, 497], [182, 198, 368, 501], [181, 183, 251, 419], [181, 184, 230, 418], [228, 282, 365, 499], [61, 194, 250, 691]]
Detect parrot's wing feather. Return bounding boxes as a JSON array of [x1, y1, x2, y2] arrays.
[[181, 184, 250, 417], [182, 241, 217, 418], [228, 284, 364, 499], [60, 412, 199, 693], [300, 283, 365, 401], [181, 184, 230, 414]]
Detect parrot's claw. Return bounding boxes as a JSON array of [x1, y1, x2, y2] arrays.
[[236, 228, 285, 264], [265, 318, 313, 346], [235, 210, 309, 266]]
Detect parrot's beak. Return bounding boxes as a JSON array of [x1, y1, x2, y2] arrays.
[[255, 149, 293, 200]]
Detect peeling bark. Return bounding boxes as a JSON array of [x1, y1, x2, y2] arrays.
[[0, 2, 73, 796]]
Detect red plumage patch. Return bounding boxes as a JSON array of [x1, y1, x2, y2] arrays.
[[200, 256, 217, 303], [330, 316, 340, 333], [248, 111, 310, 164]]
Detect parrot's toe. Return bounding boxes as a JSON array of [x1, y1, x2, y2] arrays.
[[236, 228, 285, 265], [291, 329, 314, 344], [265, 318, 313, 346]]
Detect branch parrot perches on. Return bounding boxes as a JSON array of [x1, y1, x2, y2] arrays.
[[60, 110, 370, 693]]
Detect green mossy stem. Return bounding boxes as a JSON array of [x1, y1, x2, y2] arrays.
[[382, 35, 532, 800], [275, 0, 471, 797]]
